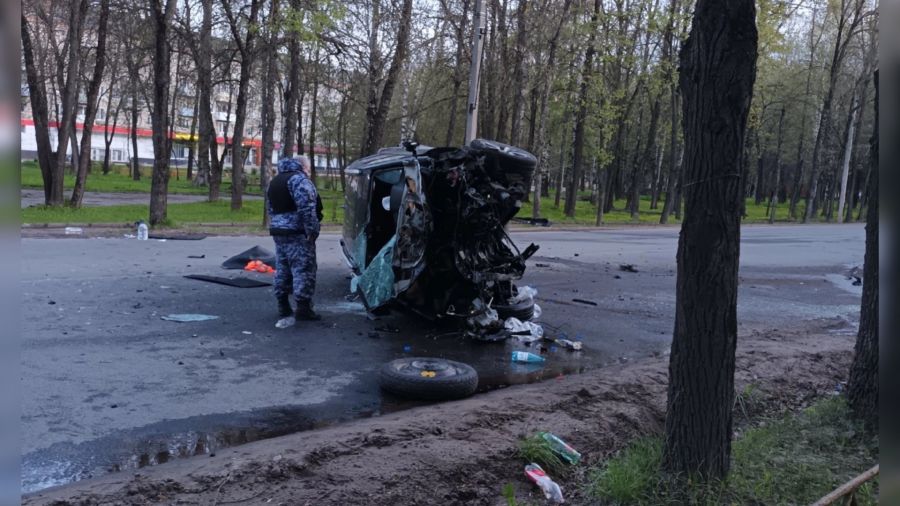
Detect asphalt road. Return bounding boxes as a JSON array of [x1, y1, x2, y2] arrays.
[[20, 224, 865, 492]]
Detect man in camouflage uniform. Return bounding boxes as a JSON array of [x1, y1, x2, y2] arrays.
[[268, 156, 321, 320]]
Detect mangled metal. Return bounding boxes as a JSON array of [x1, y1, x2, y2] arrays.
[[341, 139, 540, 338]]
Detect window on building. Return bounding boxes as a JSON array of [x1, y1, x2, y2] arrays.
[[96, 108, 106, 121], [91, 148, 103, 161], [177, 116, 191, 129], [112, 149, 124, 162], [216, 101, 229, 113]]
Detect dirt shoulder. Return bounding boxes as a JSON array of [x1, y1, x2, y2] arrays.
[[25, 322, 853, 506]]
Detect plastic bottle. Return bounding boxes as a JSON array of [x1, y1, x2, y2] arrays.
[[511, 351, 545, 363], [539, 432, 582, 464], [524, 463, 564, 503], [137, 221, 149, 241]]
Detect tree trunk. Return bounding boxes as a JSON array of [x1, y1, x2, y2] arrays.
[[260, 0, 279, 227], [836, 95, 858, 223], [194, 0, 215, 192], [663, 0, 757, 480], [308, 45, 320, 182], [767, 107, 785, 223], [50, 0, 89, 205], [445, 0, 471, 146], [223, 0, 263, 211], [532, 0, 571, 219], [70, 0, 111, 207], [102, 90, 123, 176], [804, 0, 864, 223], [632, 94, 662, 220], [148, 0, 177, 226], [186, 92, 199, 180], [788, 7, 820, 220], [507, 0, 528, 145], [660, 86, 679, 224], [21, 13, 57, 204], [281, 0, 302, 158], [362, 0, 413, 156], [847, 70, 877, 429], [565, 0, 599, 218]]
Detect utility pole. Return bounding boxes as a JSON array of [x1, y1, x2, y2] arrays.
[[464, 0, 486, 145]]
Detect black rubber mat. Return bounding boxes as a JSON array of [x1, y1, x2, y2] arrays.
[[184, 274, 271, 288], [221, 246, 276, 269], [148, 233, 208, 240]]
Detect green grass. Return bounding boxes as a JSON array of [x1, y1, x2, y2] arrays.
[[20, 161, 245, 195], [22, 198, 345, 226], [586, 397, 879, 505], [520, 192, 809, 226]]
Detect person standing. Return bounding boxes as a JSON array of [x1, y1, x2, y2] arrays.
[[268, 156, 321, 321]]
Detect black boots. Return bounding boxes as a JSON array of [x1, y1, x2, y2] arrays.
[[277, 295, 293, 317], [295, 298, 321, 321]]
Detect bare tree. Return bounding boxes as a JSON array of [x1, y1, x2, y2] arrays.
[[148, 0, 178, 226], [21, 12, 56, 204], [222, 0, 263, 211], [71, 0, 111, 208], [360, 0, 414, 156], [663, 0, 757, 479]]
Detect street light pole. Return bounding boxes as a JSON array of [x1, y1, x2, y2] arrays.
[[464, 0, 486, 145]]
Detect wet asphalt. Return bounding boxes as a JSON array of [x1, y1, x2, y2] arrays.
[[20, 224, 865, 492]]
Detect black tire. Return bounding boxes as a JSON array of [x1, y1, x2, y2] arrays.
[[469, 138, 538, 171], [494, 298, 535, 321], [379, 357, 479, 400]]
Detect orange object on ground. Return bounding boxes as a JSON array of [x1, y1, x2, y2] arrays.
[[244, 260, 275, 274]]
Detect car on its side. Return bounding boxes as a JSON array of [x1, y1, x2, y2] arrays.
[[340, 139, 540, 338]]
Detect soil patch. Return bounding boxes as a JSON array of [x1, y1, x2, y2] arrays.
[[24, 322, 853, 506]]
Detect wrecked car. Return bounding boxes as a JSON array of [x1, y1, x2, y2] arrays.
[[340, 139, 540, 339]]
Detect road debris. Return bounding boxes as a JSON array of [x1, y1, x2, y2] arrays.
[[553, 338, 583, 351], [160, 314, 218, 322], [184, 274, 271, 288], [187, 254, 206, 259], [511, 351, 545, 363], [505, 317, 544, 343], [524, 463, 564, 503], [275, 317, 296, 329], [64, 227, 83, 235], [244, 260, 275, 274], [619, 264, 639, 273], [539, 432, 582, 464], [222, 246, 276, 270], [374, 325, 400, 333], [571, 298, 598, 306]]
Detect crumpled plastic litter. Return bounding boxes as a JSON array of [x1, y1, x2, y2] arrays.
[[505, 317, 544, 342], [275, 316, 296, 329], [510, 285, 538, 304], [524, 463, 564, 503], [532, 303, 542, 320], [161, 314, 219, 322]]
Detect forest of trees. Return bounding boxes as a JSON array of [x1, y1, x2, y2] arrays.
[[21, 0, 878, 227]]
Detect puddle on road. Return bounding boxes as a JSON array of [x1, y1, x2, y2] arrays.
[[22, 335, 597, 495]]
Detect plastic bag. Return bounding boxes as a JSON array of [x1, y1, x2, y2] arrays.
[[510, 285, 538, 304], [505, 317, 544, 342]]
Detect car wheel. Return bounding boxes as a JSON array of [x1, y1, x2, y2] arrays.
[[379, 357, 479, 400], [494, 298, 535, 321]]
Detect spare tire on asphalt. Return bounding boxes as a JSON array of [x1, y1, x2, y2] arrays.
[[379, 357, 479, 400]]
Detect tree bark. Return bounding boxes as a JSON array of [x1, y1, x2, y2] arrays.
[[663, 0, 757, 480], [847, 70, 877, 430], [361, 0, 413, 156], [565, 0, 599, 218], [260, 0, 279, 227], [445, 0, 471, 146], [149, 0, 178, 226], [507, 0, 528, 145], [281, 0, 302, 158], [51, 0, 89, 205], [222, 0, 263, 211], [767, 107, 786, 223], [186, 92, 199, 180], [71, 0, 111, 207], [195, 0, 217, 193], [532, 0, 572, 219], [21, 13, 57, 204], [308, 45, 320, 182], [803, 0, 864, 223]]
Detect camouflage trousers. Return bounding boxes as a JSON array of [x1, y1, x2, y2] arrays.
[[273, 235, 317, 301]]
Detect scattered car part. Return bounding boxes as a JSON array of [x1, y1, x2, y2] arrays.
[[183, 274, 271, 288], [379, 357, 479, 400], [222, 246, 276, 270]]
